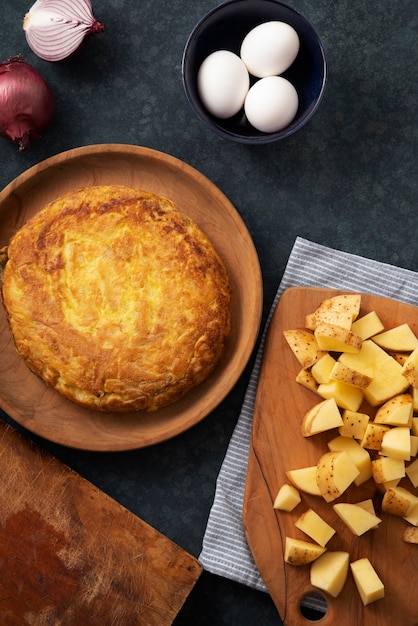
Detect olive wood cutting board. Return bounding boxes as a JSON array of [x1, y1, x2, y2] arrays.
[[0, 420, 202, 625], [243, 287, 418, 626]]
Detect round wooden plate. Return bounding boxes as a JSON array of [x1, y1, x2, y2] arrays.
[[0, 144, 263, 451]]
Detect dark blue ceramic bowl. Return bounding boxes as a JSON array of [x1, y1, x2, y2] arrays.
[[182, 0, 327, 144]]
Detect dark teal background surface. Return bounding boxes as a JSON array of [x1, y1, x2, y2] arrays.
[[1, 1, 417, 624]]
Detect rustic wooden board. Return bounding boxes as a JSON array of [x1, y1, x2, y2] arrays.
[[243, 287, 418, 626], [0, 421, 202, 625], [0, 143, 262, 451]]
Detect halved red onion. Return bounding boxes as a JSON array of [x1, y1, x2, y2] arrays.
[[23, 0, 104, 63]]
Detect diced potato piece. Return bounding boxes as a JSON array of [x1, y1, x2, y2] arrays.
[[413, 389, 418, 413], [311, 353, 336, 384], [314, 323, 362, 353], [273, 484, 301, 511], [333, 502, 381, 535], [372, 323, 418, 352], [296, 368, 319, 393], [317, 380, 363, 412], [381, 486, 418, 517], [283, 329, 326, 369], [301, 398, 343, 437], [310, 551, 349, 598], [305, 294, 361, 332], [284, 537, 326, 565], [295, 509, 336, 547], [286, 466, 322, 496], [306, 310, 353, 331], [403, 526, 418, 543], [380, 426, 411, 461], [412, 417, 418, 437], [404, 503, 418, 526], [329, 361, 372, 389], [405, 458, 418, 488], [327, 436, 372, 486], [350, 558, 385, 606], [316, 451, 360, 503], [402, 346, 418, 388], [371, 457, 405, 483], [339, 410, 369, 440], [356, 499, 380, 528], [389, 352, 410, 366], [378, 478, 400, 492], [361, 423, 390, 451], [339, 340, 410, 406], [350, 311, 385, 340], [374, 393, 413, 427], [410, 435, 418, 457]]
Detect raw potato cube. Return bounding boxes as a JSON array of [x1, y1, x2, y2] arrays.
[[374, 393, 413, 427], [339, 410, 369, 440], [404, 503, 418, 526], [380, 426, 411, 461], [372, 323, 418, 352], [310, 551, 349, 598], [295, 509, 336, 547], [410, 435, 418, 458], [284, 537, 326, 565], [286, 466, 322, 496], [350, 311, 385, 340], [412, 417, 418, 436], [283, 329, 326, 369], [306, 310, 353, 331], [305, 293, 361, 332], [311, 353, 337, 384], [314, 323, 362, 353], [406, 458, 418, 489], [339, 340, 410, 406], [329, 361, 372, 389], [379, 478, 400, 492], [403, 526, 418, 544], [273, 484, 301, 511], [389, 351, 410, 365], [361, 423, 390, 451], [301, 398, 343, 437], [327, 436, 372, 486], [317, 380, 363, 412], [413, 390, 418, 413], [371, 457, 405, 484], [333, 502, 381, 536], [356, 499, 380, 528], [296, 368, 318, 393], [316, 451, 360, 503], [350, 558, 385, 606], [401, 346, 418, 387], [382, 486, 418, 517]]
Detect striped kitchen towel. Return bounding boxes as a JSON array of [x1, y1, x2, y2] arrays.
[[199, 236, 418, 592]]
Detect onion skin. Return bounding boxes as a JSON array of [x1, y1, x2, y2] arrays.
[[23, 0, 104, 63], [0, 56, 55, 152]]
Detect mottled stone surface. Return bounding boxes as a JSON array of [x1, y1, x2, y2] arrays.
[[0, 1, 416, 624]]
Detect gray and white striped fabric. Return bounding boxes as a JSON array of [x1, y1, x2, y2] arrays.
[[199, 237, 418, 592]]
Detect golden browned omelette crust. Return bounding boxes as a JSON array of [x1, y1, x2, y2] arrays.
[[1, 185, 231, 412]]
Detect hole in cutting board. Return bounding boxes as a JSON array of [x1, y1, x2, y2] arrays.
[[299, 593, 328, 621]]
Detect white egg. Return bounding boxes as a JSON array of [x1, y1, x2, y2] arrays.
[[197, 50, 250, 119], [240, 21, 300, 78], [244, 76, 299, 133]]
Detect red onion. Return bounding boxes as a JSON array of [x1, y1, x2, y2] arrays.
[[0, 56, 55, 151], [23, 0, 104, 63]]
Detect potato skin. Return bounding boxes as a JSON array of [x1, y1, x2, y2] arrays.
[[2, 185, 231, 412]]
